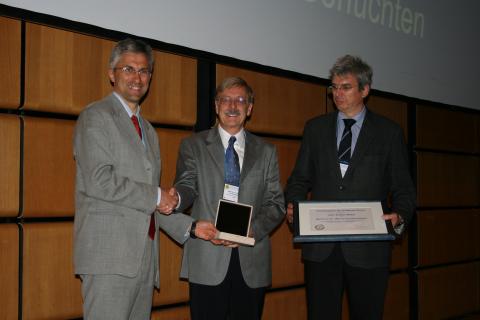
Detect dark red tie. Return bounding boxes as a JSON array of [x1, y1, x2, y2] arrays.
[[131, 115, 155, 240], [131, 115, 143, 140]]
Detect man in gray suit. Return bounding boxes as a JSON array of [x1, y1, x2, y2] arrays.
[[285, 55, 415, 319], [73, 38, 178, 319], [159, 77, 285, 320]]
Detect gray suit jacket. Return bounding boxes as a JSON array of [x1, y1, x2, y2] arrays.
[[285, 109, 416, 268], [158, 127, 285, 288], [73, 93, 161, 286]]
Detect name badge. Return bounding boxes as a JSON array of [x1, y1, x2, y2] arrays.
[[223, 184, 239, 202]]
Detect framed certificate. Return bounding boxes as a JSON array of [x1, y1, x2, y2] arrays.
[[293, 201, 395, 243], [215, 199, 255, 246]]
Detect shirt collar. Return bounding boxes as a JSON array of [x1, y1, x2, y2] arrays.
[[113, 92, 141, 118], [338, 106, 366, 126], [218, 125, 245, 150]]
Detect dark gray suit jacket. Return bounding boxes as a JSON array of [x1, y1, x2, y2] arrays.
[[73, 94, 161, 286], [159, 127, 285, 288], [285, 109, 415, 268]]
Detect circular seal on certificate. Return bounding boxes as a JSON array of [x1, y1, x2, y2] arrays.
[[314, 224, 325, 231]]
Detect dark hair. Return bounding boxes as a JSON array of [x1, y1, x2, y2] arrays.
[[329, 55, 372, 90], [109, 38, 154, 70]]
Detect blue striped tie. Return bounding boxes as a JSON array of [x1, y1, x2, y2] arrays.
[[225, 136, 240, 186], [338, 119, 356, 165]]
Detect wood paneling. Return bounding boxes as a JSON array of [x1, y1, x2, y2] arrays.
[[153, 230, 189, 306], [24, 23, 197, 126], [22, 222, 82, 320], [217, 65, 326, 136], [266, 138, 300, 187], [367, 95, 408, 135], [151, 305, 190, 320], [24, 23, 113, 114], [23, 117, 75, 217], [391, 232, 409, 270], [157, 128, 192, 187], [264, 138, 303, 287], [0, 224, 19, 320], [417, 152, 480, 207], [154, 128, 191, 305], [0, 17, 21, 109], [417, 262, 480, 319], [417, 104, 480, 153], [271, 222, 303, 287], [141, 52, 197, 126], [0, 114, 20, 217], [417, 209, 480, 266], [263, 288, 307, 320], [384, 272, 410, 320]]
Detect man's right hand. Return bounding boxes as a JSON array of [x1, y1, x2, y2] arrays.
[[157, 187, 179, 215], [192, 220, 218, 241]]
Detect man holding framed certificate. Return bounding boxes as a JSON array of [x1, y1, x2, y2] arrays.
[[285, 55, 415, 319], [158, 77, 285, 320]]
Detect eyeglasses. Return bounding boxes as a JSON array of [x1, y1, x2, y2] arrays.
[[114, 66, 152, 78], [328, 84, 357, 92], [216, 96, 249, 107]]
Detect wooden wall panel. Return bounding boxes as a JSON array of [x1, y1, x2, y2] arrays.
[[0, 224, 19, 320], [22, 222, 82, 320], [417, 104, 480, 153], [0, 17, 21, 109], [24, 23, 113, 114], [367, 95, 408, 135], [266, 138, 300, 187], [0, 114, 20, 217], [263, 288, 307, 320], [417, 262, 480, 319], [23, 117, 75, 217], [217, 65, 326, 136], [265, 138, 302, 287], [157, 128, 192, 187], [417, 209, 480, 266], [141, 53, 197, 126], [24, 23, 197, 126], [154, 128, 191, 305], [270, 222, 303, 287], [384, 273, 410, 320], [417, 152, 480, 207], [153, 230, 189, 306], [151, 305, 190, 320], [391, 232, 409, 270]]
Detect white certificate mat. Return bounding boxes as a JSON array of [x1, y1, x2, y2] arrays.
[[215, 199, 255, 246], [293, 201, 395, 243]]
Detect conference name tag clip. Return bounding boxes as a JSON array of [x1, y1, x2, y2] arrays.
[[223, 184, 239, 203]]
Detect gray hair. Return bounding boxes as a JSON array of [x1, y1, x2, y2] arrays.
[[215, 77, 254, 104], [109, 38, 154, 70], [329, 55, 372, 90]]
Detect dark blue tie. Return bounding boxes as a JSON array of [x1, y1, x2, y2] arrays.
[[338, 118, 356, 165], [225, 136, 240, 186]]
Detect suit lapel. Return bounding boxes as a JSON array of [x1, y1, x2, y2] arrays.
[[205, 128, 225, 175], [140, 117, 159, 181], [240, 131, 258, 183], [109, 94, 150, 161], [344, 110, 375, 179], [326, 112, 344, 181]]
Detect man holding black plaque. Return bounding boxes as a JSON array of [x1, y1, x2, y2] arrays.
[[159, 77, 285, 320], [285, 55, 415, 319]]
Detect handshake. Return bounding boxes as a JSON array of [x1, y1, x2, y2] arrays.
[[156, 187, 179, 215]]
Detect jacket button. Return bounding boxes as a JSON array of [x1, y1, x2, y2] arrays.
[[339, 185, 345, 190]]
